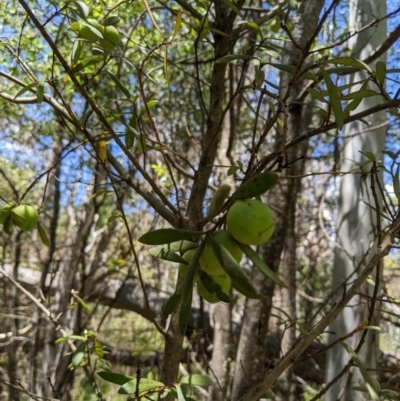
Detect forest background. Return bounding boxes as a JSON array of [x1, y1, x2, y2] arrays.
[[1, 0, 400, 400]]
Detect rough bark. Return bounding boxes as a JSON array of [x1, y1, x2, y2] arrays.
[[231, 1, 325, 399], [325, 1, 387, 400]]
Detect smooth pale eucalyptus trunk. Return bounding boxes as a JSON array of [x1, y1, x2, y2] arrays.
[[325, 1, 387, 400], [207, 110, 236, 401], [231, 1, 324, 399]]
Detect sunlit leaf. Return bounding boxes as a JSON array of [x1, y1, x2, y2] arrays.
[[74, 1, 89, 19], [72, 342, 86, 367], [72, 56, 104, 73], [179, 374, 213, 387], [13, 82, 38, 100], [173, 10, 182, 38], [118, 378, 165, 394]]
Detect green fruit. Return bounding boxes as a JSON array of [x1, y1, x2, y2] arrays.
[[200, 230, 242, 276], [178, 249, 197, 279], [270, 18, 281, 33], [79, 19, 104, 42], [197, 274, 231, 303], [12, 205, 38, 231], [0, 205, 12, 225], [227, 199, 274, 245], [101, 25, 119, 50], [79, 19, 119, 50]]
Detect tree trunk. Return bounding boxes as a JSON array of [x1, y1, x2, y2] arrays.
[[231, 1, 325, 398], [325, 1, 387, 400]]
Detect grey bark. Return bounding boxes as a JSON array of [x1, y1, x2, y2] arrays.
[[325, 1, 387, 400], [231, 1, 325, 399]]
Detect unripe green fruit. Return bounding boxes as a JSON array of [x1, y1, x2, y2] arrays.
[[227, 199, 274, 245], [79, 19, 119, 50], [101, 25, 119, 49], [12, 205, 38, 231], [0, 205, 12, 225], [200, 230, 242, 276], [270, 18, 281, 33], [197, 274, 230, 303]]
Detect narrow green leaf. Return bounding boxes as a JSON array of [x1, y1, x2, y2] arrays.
[[182, 240, 204, 304], [215, 54, 258, 64], [307, 87, 327, 103], [94, 341, 104, 357], [269, 63, 318, 82], [220, 0, 244, 17], [375, 61, 386, 86], [140, 100, 158, 116], [237, 21, 262, 38], [163, 240, 197, 253], [163, 46, 169, 87], [71, 40, 82, 65], [176, 384, 187, 401], [321, 68, 344, 130], [125, 128, 135, 149], [209, 237, 262, 299], [98, 371, 135, 385], [37, 222, 49, 247], [207, 184, 231, 220], [179, 293, 192, 335], [72, 342, 86, 367], [139, 229, 203, 245], [36, 80, 44, 103], [328, 57, 372, 73], [107, 72, 131, 99], [3, 214, 13, 235], [74, 1, 89, 19], [394, 165, 400, 201], [72, 56, 104, 73], [162, 292, 181, 320], [238, 243, 285, 286], [14, 82, 38, 100], [101, 16, 121, 26], [227, 165, 239, 176], [359, 151, 376, 162], [179, 374, 213, 387], [172, 10, 182, 38], [137, 135, 146, 154], [149, 247, 187, 264], [231, 171, 279, 200], [74, 293, 91, 311], [341, 90, 378, 101], [118, 378, 165, 394]]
